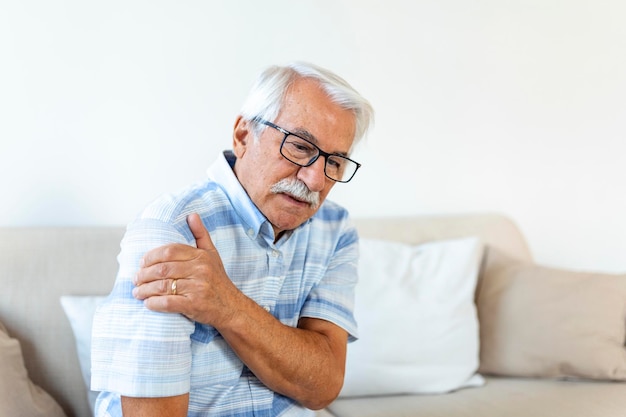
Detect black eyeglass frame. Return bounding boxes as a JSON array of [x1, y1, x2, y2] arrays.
[[252, 118, 362, 183]]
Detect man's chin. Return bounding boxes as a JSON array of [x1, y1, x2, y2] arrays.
[[268, 211, 315, 236]]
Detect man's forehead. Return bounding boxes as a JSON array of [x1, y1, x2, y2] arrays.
[[286, 123, 353, 157], [277, 79, 356, 152]]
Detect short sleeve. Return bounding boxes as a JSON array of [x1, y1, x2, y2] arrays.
[[299, 222, 359, 341], [91, 217, 196, 397]]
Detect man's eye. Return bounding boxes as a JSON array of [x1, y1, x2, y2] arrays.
[[328, 158, 342, 169], [287, 139, 314, 154]]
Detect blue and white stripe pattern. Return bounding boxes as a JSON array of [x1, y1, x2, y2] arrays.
[[91, 151, 359, 416]]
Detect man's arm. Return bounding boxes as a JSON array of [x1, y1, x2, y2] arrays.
[[208, 293, 348, 409], [91, 217, 198, 415], [132, 213, 351, 409], [121, 393, 189, 417]]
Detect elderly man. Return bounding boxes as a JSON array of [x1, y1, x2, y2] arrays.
[[91, 62, 374, 417]]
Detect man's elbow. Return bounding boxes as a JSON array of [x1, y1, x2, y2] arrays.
[[301, 372, 344, 410]]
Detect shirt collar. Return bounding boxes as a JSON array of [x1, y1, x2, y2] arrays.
[[206, 151, 272, 242], [207, 150, 312, 245]]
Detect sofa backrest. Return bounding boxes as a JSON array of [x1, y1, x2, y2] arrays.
[[352, 213, 532, 263], [0, 213, 531, 417], [0, 227, 125, 417]]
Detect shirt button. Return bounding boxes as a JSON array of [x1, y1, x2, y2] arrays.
[[263, 305, 271, 312], [247, 229, 254, 237], [271, 250, 280, 258]]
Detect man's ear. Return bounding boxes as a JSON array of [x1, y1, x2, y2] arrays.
[[233, 116, 252, 158]]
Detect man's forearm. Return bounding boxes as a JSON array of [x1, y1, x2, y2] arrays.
[[121, 393, 189, 417], [215, 292, 348, 410]]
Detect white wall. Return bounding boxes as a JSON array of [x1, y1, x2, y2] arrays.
[[1, 0, 625, 273]]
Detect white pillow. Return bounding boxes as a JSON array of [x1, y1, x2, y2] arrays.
[[60, 295, 107, 415], [340, 237, 485, 397]]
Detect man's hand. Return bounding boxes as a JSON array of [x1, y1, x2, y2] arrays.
[[132, 213, 240, 327]]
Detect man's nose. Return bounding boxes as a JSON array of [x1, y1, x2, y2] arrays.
[[296, 157, 327, 192]]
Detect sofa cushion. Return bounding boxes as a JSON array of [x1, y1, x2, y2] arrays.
[[0, 319, 68, 417], [340, 237, 484, 397], [329, 377, 626, 417], [477, 249, 626, 380]]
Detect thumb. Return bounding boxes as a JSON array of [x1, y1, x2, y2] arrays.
[[187, 213, 215, 250]]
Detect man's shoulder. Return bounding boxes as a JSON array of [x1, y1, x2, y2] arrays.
[[138, 179, 228, 225]]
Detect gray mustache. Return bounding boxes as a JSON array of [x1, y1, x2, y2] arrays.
[[270, 178, 320, 209]]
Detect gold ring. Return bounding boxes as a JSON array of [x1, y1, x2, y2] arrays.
[[171, 279, 178, 296]]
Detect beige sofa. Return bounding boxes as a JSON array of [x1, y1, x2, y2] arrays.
[[1, 214, 625, 417]]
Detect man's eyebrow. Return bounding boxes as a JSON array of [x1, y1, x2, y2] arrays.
[[291, 128, 350, 157], [292, 128, 318, 143]]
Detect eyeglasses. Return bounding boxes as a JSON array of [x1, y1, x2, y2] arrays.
[[253, 118, 361, 183]]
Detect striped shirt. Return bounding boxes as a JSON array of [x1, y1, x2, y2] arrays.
[[91, 151, 359, 417]]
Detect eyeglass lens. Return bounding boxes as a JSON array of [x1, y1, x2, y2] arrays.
[[281, 136, 357, 182]]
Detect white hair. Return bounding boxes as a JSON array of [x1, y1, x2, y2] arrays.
[[240, 62, 374, 148]]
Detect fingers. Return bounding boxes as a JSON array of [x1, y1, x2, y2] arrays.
[[135, 257, 186, 286], [141, 243, 194, 269], [142, 294, 188, 316], [187, 213, 215, 251], [133, 277, 181, 300]]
